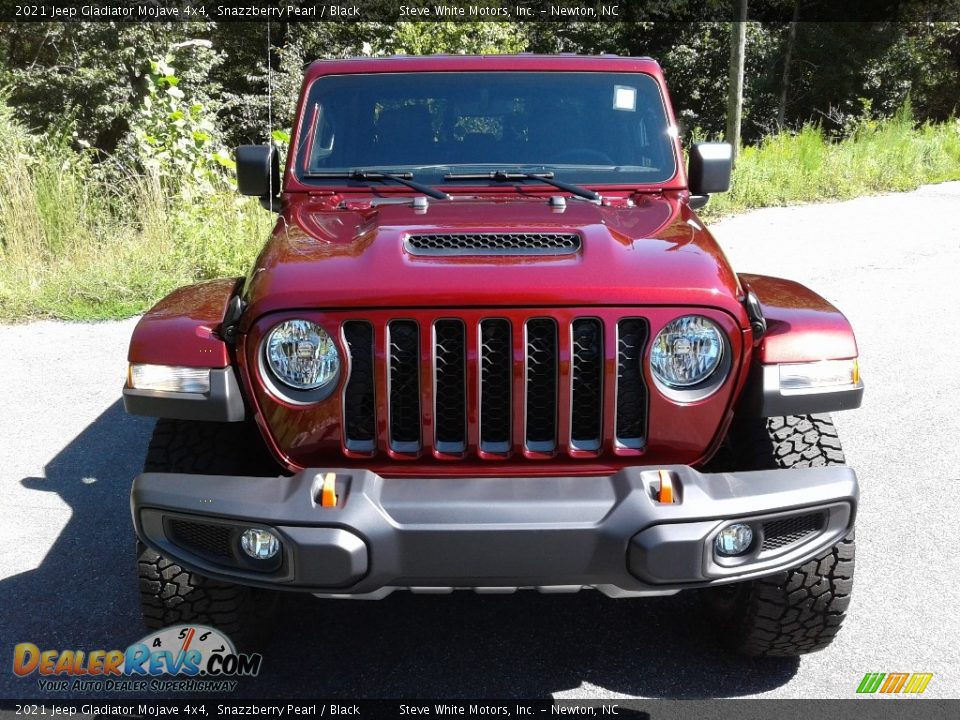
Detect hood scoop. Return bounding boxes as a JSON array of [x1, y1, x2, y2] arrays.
[[404, 232, 581, 256]]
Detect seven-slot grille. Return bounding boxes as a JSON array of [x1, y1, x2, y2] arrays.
[[341, 316, 649, 456]]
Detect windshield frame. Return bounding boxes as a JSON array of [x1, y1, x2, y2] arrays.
[[287, 69, 684, 193]]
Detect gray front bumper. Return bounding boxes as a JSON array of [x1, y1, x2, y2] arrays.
[[131, 465, 857, 596]]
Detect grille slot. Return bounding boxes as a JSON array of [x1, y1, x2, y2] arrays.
[[433, 319, 467, 453], [570, 319, 603, 450], [406, 233, 581, 256], [525, 318, 558, 452], [479, 319, 513, 453], [388, 320, 421, 452], [168, 519, 234, 560], [615, 319, 649, 448], [762, 513, 825, 551], [343, 321, 376, 451]]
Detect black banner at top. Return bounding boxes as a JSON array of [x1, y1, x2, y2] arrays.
[[3, 0, 960, 23]]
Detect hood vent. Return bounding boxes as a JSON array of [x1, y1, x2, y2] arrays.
[[405, 232, 581, 256]]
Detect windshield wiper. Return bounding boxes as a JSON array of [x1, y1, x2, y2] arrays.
[[304, 170, 449, 200], [443, 170, 600, 201]]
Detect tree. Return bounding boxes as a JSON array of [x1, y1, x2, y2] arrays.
[[777, 1, 800, 128], [726, 1, 748, 159]]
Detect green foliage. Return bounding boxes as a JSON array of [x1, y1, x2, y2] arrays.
[[0, 92, 269, 321], [3, 20, 960, 321], [703, 108, 960, 218], [389, 22, 526, 55], [124, 55, 232, 197]]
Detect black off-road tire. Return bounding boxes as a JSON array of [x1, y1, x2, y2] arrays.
[[137, 541, 269, 644], [136, 419, 280, 646], [702, 414, 856, 657], [143, 418, 280, 477]]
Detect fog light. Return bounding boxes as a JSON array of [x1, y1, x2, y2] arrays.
[[715, 523, 753, 556], [240, 528, 280, 560]]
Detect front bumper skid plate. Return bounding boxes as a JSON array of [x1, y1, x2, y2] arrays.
[[132, 465, 857, 595]]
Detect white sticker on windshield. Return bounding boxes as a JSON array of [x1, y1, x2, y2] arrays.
[[613, 85, 637, 111]]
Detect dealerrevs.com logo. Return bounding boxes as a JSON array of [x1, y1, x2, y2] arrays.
[[13, 625, 262, 693]]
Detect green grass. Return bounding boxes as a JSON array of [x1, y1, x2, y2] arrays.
[[0, 104, 271, 322], [703, 108, 960, 219], [2, 105, 959, 321]]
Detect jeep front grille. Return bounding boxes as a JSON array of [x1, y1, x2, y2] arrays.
[[341, 314, 650, 458], [405, 232, 581, 256]]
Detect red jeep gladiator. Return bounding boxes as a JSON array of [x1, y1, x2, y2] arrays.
[[124, 55, 863, 656]]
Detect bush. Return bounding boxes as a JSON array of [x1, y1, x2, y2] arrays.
[[0, 96, 270, 321]]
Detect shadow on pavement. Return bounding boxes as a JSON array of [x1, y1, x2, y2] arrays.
[[0, 401, 798, 699]]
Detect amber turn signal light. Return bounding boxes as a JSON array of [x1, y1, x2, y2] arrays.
[[657, 469, 676, 504], [320, 472, 338, 508]]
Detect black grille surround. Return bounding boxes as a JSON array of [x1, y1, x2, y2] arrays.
[[524, 319, 559, 452], [570, 319, 604, 450], [615, 319, 649, 449], [343, 321, 376, 451], [387, 320, 421, 452], [339, 313, 652, 457], [405, 232, 581, 256], [762, 513, 826, 551], [165, 518, 282, 572], [433, 319, 467, 453], [479, 319, 513, 453]]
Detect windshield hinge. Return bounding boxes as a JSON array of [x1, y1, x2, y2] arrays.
[[219, 295, 246, 346]]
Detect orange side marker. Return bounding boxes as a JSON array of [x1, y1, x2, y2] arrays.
[[320, 472, 338, 508], [657, 469, 675, 504]]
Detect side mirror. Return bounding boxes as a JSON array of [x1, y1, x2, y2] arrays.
[[235, 145, 281, 210], [688, 142, 733, 200]]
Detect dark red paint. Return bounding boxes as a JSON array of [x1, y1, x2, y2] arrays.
[[740, 274, 858, 363], [126, 55, 860, 476], [237, 307, 748, 475], [127, 278, 240, 368]]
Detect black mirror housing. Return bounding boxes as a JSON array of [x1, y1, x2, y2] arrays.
[[235, 145, 280, 198], [688, 142, 733, 196]]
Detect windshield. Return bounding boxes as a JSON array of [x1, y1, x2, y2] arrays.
[[294, 71, 677, 186]]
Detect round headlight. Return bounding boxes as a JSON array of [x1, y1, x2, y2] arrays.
[[650, 315, 724, 389], [264, 319, 340, 391]]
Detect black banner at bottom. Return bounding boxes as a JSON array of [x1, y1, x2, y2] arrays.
[[0, 699, 958, 720]]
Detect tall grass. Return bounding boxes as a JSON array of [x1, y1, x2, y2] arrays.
[[704, 106, 960, 218], [0, 103, 271, 321], [2, 104, 959, 321]]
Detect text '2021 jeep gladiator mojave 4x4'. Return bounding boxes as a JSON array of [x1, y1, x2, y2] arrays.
[[123, 55, 863, 657]]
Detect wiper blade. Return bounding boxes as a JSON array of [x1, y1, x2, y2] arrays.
[[443, 170, 600, 201], [304, 170, 449, 200]]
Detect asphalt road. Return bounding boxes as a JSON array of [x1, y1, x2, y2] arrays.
[[1, 183, 958, 701]]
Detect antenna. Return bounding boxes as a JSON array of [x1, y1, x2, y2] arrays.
[[266, 19, 273, 202]]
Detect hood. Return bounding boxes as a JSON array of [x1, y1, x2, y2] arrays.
[[242, 193, 745, 325]]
